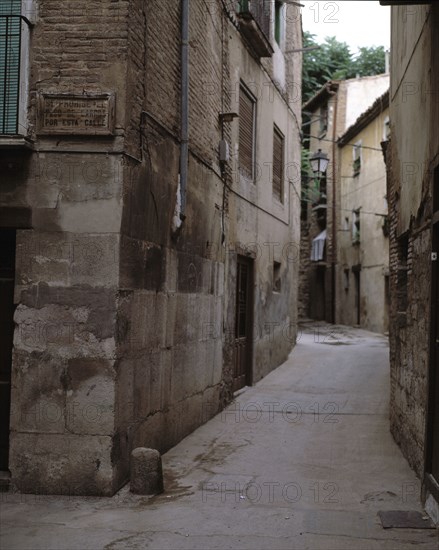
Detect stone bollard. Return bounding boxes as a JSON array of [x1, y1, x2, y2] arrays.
[[130, 447, 164, 495]]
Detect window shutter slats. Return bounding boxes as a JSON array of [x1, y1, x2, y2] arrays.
[[239, 87, 255, 179], [0, 0, 21, 134], [273, 127, 284, 202]]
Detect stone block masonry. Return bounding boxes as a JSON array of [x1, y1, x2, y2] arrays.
[[1, 0, 302, 495]]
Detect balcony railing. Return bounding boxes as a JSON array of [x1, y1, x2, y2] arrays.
[[237, 0, 274, 58]]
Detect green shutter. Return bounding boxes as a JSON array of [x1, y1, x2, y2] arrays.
[[0, 0, 22, 134]]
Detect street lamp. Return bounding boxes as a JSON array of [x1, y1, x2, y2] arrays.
[[310, 149, 330, 175]]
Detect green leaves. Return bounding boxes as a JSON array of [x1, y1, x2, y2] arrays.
[[302, 32, 386, 103], [352, 46, 386, 78]]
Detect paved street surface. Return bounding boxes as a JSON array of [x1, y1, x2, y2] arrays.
[[1, 322, 438, 549]]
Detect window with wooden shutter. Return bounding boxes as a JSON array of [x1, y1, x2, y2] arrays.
[[239, 85, 255, 180], [273, 125, 284, 203], [0, 0, 22, 134]]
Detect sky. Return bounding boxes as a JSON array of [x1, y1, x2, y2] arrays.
[[300, 0, 390, 53]]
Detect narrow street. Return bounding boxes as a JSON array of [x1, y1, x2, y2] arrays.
[[1, 322, 437, 550]]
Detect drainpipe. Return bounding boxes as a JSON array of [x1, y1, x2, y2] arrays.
[[331, 89, 338, 325], [180, 0, 189, 221]]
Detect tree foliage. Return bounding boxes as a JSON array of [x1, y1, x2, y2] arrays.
[[353, 46, 387, 79], [302, 31, 386, 102]]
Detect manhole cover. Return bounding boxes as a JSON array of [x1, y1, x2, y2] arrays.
[[378, 510, 435, 529]]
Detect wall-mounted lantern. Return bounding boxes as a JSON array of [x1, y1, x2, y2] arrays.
[[310, 148, 330, 175]]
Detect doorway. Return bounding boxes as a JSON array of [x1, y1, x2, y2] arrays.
[[353, 266, 361, 326], [426, 166, 439, 500], [233, 256, 253, 392], [310, 266, 326, 321], [0, 229, 16, 470]]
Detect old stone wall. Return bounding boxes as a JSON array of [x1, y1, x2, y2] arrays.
[[6, 0, 130, 495], [1, 0, 302, 495], [117, 0, 302, 486], [387, 3, 438, 489], [115, 0, 227, 487], [387, 144, 431, 477]]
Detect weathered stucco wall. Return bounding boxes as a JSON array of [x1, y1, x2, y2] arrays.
[[226, 25, 301, 382], [344, 75, 389, 130], [336, 106, 389, 333], [300, 75, 389, 323], [390, 5, 433, 234]]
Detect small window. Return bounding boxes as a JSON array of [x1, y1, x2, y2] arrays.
[[319, 104, 328, 136], [353, 141, 362, 176], [383, 116, 390, 140], [239, 84, 256, 180], [344, 269, 350, 291], [274, 1, 283, 46], [352, 209, 360, 244], [273, 261, 281, 292], [272, 125, 284, 203], [344, 217, 350, 231]]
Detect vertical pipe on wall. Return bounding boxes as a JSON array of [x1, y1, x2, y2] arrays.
[[331, 89, 338, 324], [180, 0, 190, 220]]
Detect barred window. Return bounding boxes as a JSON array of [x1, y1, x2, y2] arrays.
[[0, 0, 22, 134]]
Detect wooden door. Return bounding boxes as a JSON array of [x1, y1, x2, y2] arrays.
[[426, 166, 439, 501], [233, 256, 253, 392], [0, 229, 16, 470], [354, 271, 360, 326], [430, 220, 439, 484]]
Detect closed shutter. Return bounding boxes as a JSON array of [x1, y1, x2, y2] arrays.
[[239, 86, 255, 179], [0, 0, 21, 134], [273, 126, 284, 202]]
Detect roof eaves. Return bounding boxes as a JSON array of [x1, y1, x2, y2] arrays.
[[338, 89, 389, 147], [302, 81, 340, 112]]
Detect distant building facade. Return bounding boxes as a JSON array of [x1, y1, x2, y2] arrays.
[[0, 0, 302, 495], [381, 0, 439, 524], [299, 74, 389, 322], [336, 90, 390, 333]]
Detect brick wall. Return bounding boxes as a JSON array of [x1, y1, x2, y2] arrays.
[[387, 135, 432, 477], [30, 1, 129, 124]]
